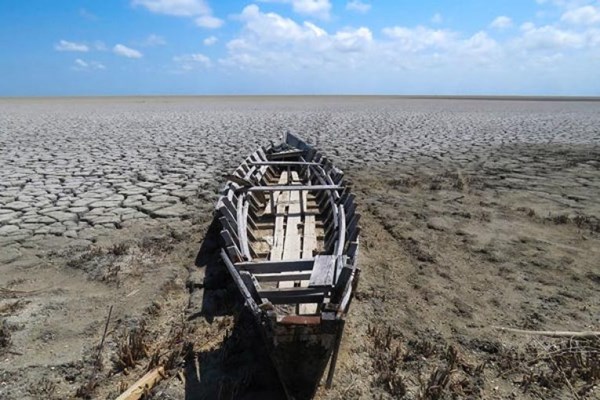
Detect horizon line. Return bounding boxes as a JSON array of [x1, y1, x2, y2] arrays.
[[2, 94, 600, 102]]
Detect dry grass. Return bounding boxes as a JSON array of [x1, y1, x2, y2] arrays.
[[113, 322, 150, 372], [498, 338, 600, 398], [0, 320, 12, 353]]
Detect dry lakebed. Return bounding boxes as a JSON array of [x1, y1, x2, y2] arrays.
[[0, 96, 599, 399]]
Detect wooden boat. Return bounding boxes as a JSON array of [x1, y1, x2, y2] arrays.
[[216, 133, 360, 399]]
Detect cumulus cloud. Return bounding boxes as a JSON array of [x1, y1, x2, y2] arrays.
[[142, 34, 166, 46], [132, 0, 223, 28], [346, 0, 371, 13], [72, 58, 106, 70], [203, 36, 218, 45], [113, 44, 143, 58], [561, 5, 600, 25], [490, 16, 513, 29], [220, 5, 374, 70], [431, 13, 443, 24], [173, 53, 211, 70], [517, 23, 585, 50], [132, 0, 209, 16], [208, 2, 600, 93], [195, 15, 223, 28], [383, 26, 456, 52], [55, 40, 89, 52], [260, 0, 332, 19], [333, 27, 373, 52]]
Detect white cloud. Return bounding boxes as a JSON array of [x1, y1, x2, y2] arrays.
[[333, 28, 372, 52], [132, 0, 223, 29], [346, 0, 371, 13], [132, 0, 209, 16], [173, 53, 212, 70], [239, 5, 325, 43], [55, 40, 89, 52], [203, 36, 218, 45], [195, 15, 223, 28], [490, 16, 513, 29], [383, 26, 456, 52], [517, 24, 586, 50], [72, 58, 106, 70], [143, 34, 166, 46], [260, 0, 332, 19], [113, 44, 143, 58], [561, 5, 600, 25], [215, 2, 600, 94], [431, 13, 443, 24]]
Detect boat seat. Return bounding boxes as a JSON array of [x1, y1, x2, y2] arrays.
[[308, 255, 336, 287]]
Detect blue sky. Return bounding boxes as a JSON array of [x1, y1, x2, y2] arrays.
[[1, 0, 599, 95]]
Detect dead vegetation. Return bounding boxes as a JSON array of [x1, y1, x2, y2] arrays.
[[364, 322, 600, 399], [498, 337, 600, 398], [365, 324, 486, 399]]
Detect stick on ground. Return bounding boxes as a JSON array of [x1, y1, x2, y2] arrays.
[[115, 366, 165, 400], [493, 326, 600, 339]]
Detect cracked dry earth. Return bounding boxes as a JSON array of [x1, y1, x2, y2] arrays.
[[0, 97, 599, 400]]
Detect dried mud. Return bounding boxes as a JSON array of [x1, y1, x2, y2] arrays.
[[0, 97, 599, 399]]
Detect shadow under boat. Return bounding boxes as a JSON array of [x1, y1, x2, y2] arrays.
[[185, 218, 286, 400]]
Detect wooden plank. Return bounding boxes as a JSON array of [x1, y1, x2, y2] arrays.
[[249, 161, 320, 166], [220, 249, 260, 314], [308, 255, 336, 287], [237, 194, 251, 260], [269, 149, 304, 159], [282, 172, 302, 261], [116, 366, 165, 400], [254, 272, 312, 282], [236, 259, 314, 273], [244, 185, 343, 192], [270, 171, 289, 260], [240, 270, 261, 304], [266, 294, 325, 305], [302, 215, 316, 259], [259, 287, 325, 297]]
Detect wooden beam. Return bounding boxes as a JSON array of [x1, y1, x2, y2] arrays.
[[269, 149, 304, 159], [243, 185, 343, 193], [254, 272, 312, 282], [249, 161, 320, 166], [267, 294, 325, 305], [221, 249, 260, 314], [309, 255, 336, 287], [116, 366, 165, 400], [236, 259, 315, 273], [270, 172, 289, 260]]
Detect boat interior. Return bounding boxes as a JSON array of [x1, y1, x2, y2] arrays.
[[217, 134, 360, 319]]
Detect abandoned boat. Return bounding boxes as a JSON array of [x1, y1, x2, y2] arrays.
[[216, 133, 360, 399]]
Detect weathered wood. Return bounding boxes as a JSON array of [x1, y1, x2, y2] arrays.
[[221, 249, 259, 314], [282, 173, 302, 261], [325, 321, 345, 389], [249, 161, 320, 166], [236, 259, 315, 273], [244, 185, 343, 193], [219, 217, 240, 247], [240, 270, 262, 304], [269, 149, 304, 159], [309, 255, 336, 287], [116, 366, 165, 400], [331, 266, 352, 303], [237, 195, 252, 260], [270, 172, 289, 260], [267, 294, 325, 305], [254, 272, 313, 282], [494, 326, 600, 339]]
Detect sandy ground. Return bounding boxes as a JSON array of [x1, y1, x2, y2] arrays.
[[0, 97, 599, 399]]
